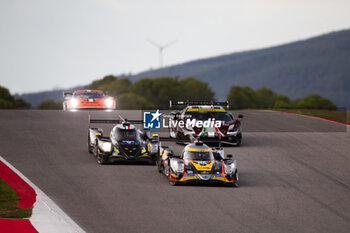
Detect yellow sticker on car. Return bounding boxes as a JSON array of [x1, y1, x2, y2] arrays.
[[187, 148, 211, 152], [190, 160, 214, 171], [187, 108, 226, 112]]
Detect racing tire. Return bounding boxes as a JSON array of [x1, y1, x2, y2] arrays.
[[87, 134, 92, 153], [235, 139, 242, 147], [148, 158, 157, 165], [168, 167, 177, 186], [157, 162, 162, 173], [93, 141, 108, 165], [97, 154, 108, 165], [156, 155, 162, 173], [234, 134, 242, 147], [169, 178, 177, 186], [226, 181, 239, 187], [92, 142, 98, 157], [232, 170, 239, 187]]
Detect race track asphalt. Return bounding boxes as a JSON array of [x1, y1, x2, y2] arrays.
[[0, 110, 349, 233]]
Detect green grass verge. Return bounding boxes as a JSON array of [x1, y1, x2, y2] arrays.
[[0, 178, 32, 218], [273, 109, 349, 124]]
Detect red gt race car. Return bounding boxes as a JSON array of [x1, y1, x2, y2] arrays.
[[63, 90, 116, 110], [168, 101, 243, 146]]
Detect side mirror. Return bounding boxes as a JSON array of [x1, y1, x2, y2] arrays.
[[151, 134, 159, 142], [170, 111, 180, 120], [145, 130, 152, 140], [227, 154, 233, 159], [138, 129, 144, 137], [213, 152, 224, 161], [229, 112, 234, 121]]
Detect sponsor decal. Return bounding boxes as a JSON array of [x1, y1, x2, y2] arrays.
[[122, 140, 135, 144], [190, 160, 214, 171], [195, 161, 210, 165]]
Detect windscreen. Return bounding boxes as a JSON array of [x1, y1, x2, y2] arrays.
[[184, 111, 232, 122], [74, 92, 104, 99], [183, 151, 214, 160], [114, 128, 139, 141]]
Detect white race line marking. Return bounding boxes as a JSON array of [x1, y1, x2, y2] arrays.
[[0, 156, 86, 233]]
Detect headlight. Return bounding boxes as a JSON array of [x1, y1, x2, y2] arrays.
[[224, 163, 236, 174], [105, 98, 114, 108], [170, 160, 184, 173], [149, 143, 158, 153], [69, 98, 78, 108], [99, 141, 113, 152], [228, 124, 238, 132]]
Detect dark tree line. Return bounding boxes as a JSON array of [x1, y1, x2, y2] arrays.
[[86, 76, 215, 109], [37, 100, 62, 109], [2, 76, 336, 110], [227, 86, 337, 110], [0, 85, 30, 109]]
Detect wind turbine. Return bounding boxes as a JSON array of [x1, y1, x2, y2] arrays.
[[147, 39, 176, 68]]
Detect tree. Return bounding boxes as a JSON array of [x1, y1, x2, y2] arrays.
[[0, 85, 15, 103], [131, 78, 156, 104], [116, 93, 153, 109], [227, 86, 257, 109], [108, 78, 132, 96], [86, 75, 118, 90], [226, 85, 337, 110], [273, 94, 291, 108], [0, 99, 15, 109], [152, 77, 181, 107], [292, 94, 337, 110], [37, 100, 62, 109], [179, 78, 215, 101], [255, 88, 275, 108], [15, 98, 31, 109], [130, 77, 215, 108], [0, 85, 30, 109]]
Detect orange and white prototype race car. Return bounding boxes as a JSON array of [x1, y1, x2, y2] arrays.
[[63, 90, 116, 110]]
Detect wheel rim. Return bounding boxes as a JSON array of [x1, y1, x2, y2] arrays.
[[93, 145, 98, 157]]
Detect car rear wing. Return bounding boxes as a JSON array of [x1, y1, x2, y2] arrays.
[[158, 136, 237, 146], [63, 92, 73, 99], [88, 115, 143, 127], [169, 100, 229, 109]]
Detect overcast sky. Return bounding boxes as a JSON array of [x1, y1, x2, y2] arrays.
[[1, 0, 350, 94]]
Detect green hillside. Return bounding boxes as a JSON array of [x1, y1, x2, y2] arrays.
[[131, 29, 350, 109]]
